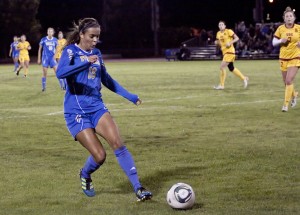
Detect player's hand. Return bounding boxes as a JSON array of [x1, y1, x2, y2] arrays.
[[136, 98, 142, 106], [226, 42, 231, 48], [37, 59, 41, 65], [87, 55, 98, 63], [281, 38, 289, 45]]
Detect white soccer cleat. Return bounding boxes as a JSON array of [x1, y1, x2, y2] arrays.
[[291, 91, 298, 108], [214, 85, 224, 90], [282, 106, 288, 112], [243, 76, 249, 88]]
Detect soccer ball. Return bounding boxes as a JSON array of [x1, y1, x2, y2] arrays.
[[166, 183, 195, 209]]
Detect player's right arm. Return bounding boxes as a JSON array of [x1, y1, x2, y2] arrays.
[[214, 39, 220, 46], [272, 25, 289, 46], [37, 44, 42, 64], [56, 48, 91, 79], [272, 37, 288, 46], [9, 44, 12, 57], [16, 43, 21, 51]]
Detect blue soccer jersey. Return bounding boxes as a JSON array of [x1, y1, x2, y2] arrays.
[[39, 36, 58, 57], [10, 42, 20, 58], [56, 44, 138, 114], [40, 36, 58, 68]]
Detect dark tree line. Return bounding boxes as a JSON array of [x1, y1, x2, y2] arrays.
[[0, 0, 41, 58]]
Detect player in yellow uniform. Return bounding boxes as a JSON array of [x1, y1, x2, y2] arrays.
[[16, 34, 31, 77], [54, 31, 67, 89], [214, 20, 248, 90], [55, 31, 67, 63], [273, 7, 300, 112]]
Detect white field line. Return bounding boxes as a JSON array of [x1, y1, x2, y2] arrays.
[[221, 99, 281, 106], [0, 97, 283, 120]]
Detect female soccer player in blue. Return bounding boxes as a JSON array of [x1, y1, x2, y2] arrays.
[[56, 18, 152, 201], [38, 27, 65, 91], [9, 36, 20, 73]]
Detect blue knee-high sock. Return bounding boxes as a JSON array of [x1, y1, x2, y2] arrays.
[[114, 146, 141, 192], [81, 155, 101, 178], [14, 62, 19, 71], [42, 77, 46, 89], [59, 79, 63, 88], [63, 79, 67, 88], [60, 79, 67, 89]]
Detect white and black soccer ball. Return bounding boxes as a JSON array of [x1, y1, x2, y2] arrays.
[[166, 183, 195, 209]]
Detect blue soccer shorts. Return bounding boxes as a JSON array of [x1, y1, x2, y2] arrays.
[[64, 107, 109, 139], [12, 53, 19, 58], [42, 55, 57, 68]]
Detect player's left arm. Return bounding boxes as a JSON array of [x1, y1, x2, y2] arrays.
[[297, 27, 300, 48], [27, 42, 31, 51], [227, 33, 239, 47], [100, 60, 140, 105]]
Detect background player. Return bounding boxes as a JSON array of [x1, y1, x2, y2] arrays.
[[55, 31, 67, 63], [16, 34, 31, 77], [9, 36, 20, 73], [56, 18, 152, 201], [38, 27, 64, 91], [214, 20, 248, 90], [54, 31, 67, 89], [272, 6, 300, 112]]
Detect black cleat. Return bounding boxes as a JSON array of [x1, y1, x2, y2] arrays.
[[136, 187, 152, 202]]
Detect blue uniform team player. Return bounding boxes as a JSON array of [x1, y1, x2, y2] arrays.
[[38, 27, 65, 91], [9, 36, 20, 73], [56, 18, 152, 201]]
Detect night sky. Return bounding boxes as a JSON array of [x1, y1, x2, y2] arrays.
[[37, 0, 299, 31]]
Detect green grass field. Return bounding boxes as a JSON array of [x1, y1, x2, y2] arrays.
[[0, 60, 299, 215]]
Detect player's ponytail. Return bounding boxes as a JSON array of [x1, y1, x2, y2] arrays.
[[66, 22, 80, 46], [66, 18, 100, 46]]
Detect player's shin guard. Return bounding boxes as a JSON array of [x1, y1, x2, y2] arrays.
[[81, 155, 101, 178], [114, 146, 141, 192], [220, 69, 226, 87], [233, 68, 245, 80], [284, 84, 294, 106]]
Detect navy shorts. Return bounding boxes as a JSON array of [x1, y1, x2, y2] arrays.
[[64, 108, 109, 139], [42, 56, 57, 68]]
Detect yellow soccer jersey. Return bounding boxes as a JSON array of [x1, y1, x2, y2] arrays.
[[17, 41, 30, 56], [274, 24, 300, 60], [216, 29, 236, 55], [55, 38, 67, 59]]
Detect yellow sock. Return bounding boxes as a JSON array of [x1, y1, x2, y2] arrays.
[[24, 68, 28, 76], [292, 88, 298, 98], [284, 84, 294, 106], [232, 68, 245, 80], [220, 69, 226, 87]]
